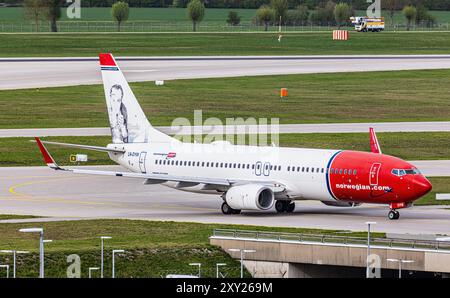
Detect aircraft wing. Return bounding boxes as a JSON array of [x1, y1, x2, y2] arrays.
[[35, 137, 285, 192]]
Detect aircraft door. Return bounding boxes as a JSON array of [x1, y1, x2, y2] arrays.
[[369, 163, 381, 186], [139, 151, 147, 173]]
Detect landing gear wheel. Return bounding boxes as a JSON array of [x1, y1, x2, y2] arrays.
[[231, 208, 241, 215], [275, 201, 285, 213], [286, 202, 295, 213], [221, 202, 233, 215], [388, 210, 400, 220]]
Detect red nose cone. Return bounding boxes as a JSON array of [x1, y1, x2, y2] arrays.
[[414, 176, 432, 198]]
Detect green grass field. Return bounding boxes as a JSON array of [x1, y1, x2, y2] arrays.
[[0, 219, 376, 277], [1, 132, 449, 167], [1, 32, 450, 56], [1, 69, 449, 128]]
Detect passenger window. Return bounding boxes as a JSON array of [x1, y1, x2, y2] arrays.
[[321, 168, 324, 173], [287, 166, 290, 171], [344, 169, 347, 175], [311, 168, 315, 173], [339, 169, 343, 174], [306, 167, 309, 172], [353, 169, 357, 175]]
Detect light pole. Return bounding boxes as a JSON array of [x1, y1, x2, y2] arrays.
[[0, 250, 29, 278], [112, 249, 125, 278], [0, 264, 9, 278], [365, 222, 377, 278], [387, 259, 414, 278], [189, 263, 201, 278], [100, 236, 111, 278], [88, 267, 100, 278], [228, 249, 256, 278], [19, 228, 44, 278], [216, 263, 226, 278]]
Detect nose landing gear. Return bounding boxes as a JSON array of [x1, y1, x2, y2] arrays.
[[275, 200, 295, 213], [388, 210, 400, 220]]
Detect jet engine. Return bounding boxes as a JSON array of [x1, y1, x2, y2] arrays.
[[225, 184, 275, 211], [321, 201, 361, 207]]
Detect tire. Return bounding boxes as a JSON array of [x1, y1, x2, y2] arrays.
[[231, 208, 241, 215], [388, 210, 398, 220], [221, 202, 233, 215], [287, 202, 296, 213], [275, 201, 285, 213]]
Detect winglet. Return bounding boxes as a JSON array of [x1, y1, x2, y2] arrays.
[[35, 137, 61, 170], [99, 53, 117, 67], [369, 127, 382, 154]]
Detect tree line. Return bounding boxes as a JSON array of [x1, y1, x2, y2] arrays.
[[20, 0, 442, 32], [5, 0, 450, 10]]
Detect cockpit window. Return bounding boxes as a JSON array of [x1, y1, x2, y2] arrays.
[[391, 168, 421, 176]]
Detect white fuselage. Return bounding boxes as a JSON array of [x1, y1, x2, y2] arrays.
[[108, 141, 340, 202]]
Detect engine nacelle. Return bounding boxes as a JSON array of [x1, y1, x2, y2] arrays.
[[321, 201, 361, 207], [225, 184, 275, 211]]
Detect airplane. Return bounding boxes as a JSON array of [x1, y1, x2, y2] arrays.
[[35, 53, 432, 220]]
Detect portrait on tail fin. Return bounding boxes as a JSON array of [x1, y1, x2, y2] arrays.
[[109, 84, 129, 143]]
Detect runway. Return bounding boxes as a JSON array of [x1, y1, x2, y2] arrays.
[[0, 166, 448, 235], [1, 121, 450, 137], [2, 55, 450, 90]]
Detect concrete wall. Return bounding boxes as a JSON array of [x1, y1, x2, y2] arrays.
[[210, 237, 450, 277]]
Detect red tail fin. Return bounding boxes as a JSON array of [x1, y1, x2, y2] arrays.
[[369, 128, 382, 154]]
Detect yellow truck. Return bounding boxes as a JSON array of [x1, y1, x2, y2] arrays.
[[350, 16, 385, 32]]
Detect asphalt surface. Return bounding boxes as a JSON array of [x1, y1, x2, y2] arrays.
[[1, 121, 450, 137], [2, 55, 450, 90], [0, 166, 448, 235]]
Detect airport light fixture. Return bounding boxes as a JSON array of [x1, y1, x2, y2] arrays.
[[228, 249, 256, 278], [0, 250, 29, 278], [19, 228, 44, 278], [387, 259, 414, 278], [100, 236, 112, 278], [216, 263, 226, 278], [88, 267, 100, 278], [112, 249, 125, 278], [189, 263, 202, 278], [365, 222, 377, 278], [0, 264, 9, 278]]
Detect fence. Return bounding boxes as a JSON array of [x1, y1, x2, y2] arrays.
[[0, 21, 449, 33], [212, 229, 450, 251]]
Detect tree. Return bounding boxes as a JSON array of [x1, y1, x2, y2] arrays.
[[187, 0, 205, 32], [384, 0, 397, 26], [402, 5, 417, 31], [23, 0, 45, 32], [226, 11, 241, 26], [296, 4, 309, 25], [112, 1, 129, 32], [270, 0, 288, 25], [256, 5, 274, 31], [334, 2, 351, 29], [415, 4, 436, 27], [44, 0, 62, 32]]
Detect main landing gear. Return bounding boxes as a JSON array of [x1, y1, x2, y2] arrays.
[[221, 202, 241, 215], [275, 200, 295, 213], [388, 210, 400, 220]]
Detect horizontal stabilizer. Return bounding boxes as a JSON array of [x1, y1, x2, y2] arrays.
[[38, 140, 125, 154]]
